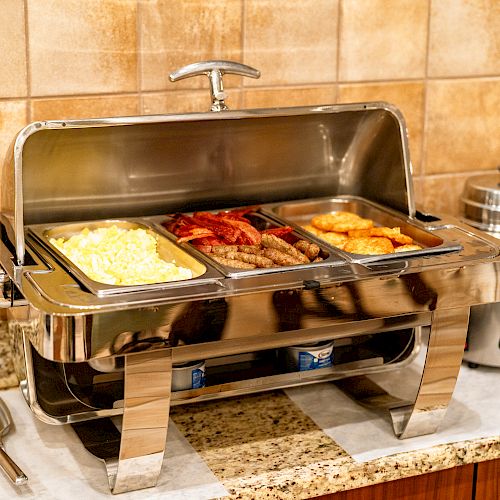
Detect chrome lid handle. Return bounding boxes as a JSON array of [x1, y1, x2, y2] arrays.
[[169, 60, 260, 112]]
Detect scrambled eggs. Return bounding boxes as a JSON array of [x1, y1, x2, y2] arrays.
[[50, 225, 192, 285]]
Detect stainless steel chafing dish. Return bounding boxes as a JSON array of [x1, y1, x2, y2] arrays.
[[0, 61, 499, 494]]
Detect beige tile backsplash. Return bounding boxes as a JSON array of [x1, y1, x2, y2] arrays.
[[428, 0, 500, 77], [419, 172, 475, 216], [339, 0, 429, 81], [0, 101, 28, 160], [140, 0, 243, 91], [1, 1, 27, 98], [244, 0, 338, 86], [31, 95, 139, 121], [425, 78, 500, 175], [242, 86, 336, 109], [142, 89, 242, 114], [0, 0, 499, 217], [28, 0, 138, 96]]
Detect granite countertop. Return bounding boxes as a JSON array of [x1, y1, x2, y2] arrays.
[[0, 321, 17, 390], [170, 390, 499, 500], [0, 361, 498, 500]]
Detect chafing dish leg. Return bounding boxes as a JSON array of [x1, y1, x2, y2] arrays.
[[390, 307, 470, 439], [335, 308, 470, 439], [107, 349, 172, 494]]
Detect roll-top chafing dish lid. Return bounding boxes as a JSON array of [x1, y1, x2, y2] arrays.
[[1, 99, 413, 268], [0, 62, 424, 315]]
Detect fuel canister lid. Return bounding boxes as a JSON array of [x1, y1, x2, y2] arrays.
[[461, 173, 500, 234]]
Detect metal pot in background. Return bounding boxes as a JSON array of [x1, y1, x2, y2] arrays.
[[461, 173, 500, 368]]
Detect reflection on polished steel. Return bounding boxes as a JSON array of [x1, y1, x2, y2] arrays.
[[111, 349, 171, 494], [13, 229, 499, 364], [0, 83, 499, 494], [393, 307, 470, 438]]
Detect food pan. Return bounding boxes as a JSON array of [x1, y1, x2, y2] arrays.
[[28, 219, 212, 296], [160, 210, 346, 277], [266, 196, 462, 263]]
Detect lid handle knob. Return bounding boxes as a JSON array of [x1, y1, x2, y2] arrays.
[[169, 60, 261, 112]]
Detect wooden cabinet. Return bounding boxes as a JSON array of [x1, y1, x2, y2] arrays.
[[475, 458, 499, 500], [314, 459, 498, 500]]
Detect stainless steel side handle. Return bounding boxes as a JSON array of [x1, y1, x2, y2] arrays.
[[169, 60, 260, 112]]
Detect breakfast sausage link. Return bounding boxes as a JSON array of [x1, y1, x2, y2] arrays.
[[225, 251, 274, 268], [262, 248, 304, 266], [261, 233, 310, 263], [237, 245, 262, 255], [211, 245, 239, 255], [210, 255, 256, 269], [294, 239, 320, 260]]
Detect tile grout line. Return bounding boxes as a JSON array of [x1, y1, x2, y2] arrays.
[[240, 0, 246, 108], [337, 74, 500, 84], [136, 0, 143, 115], [423, 168, 499, 180], [0, 80, 423, 103], [420, 0, 433, 186], [335, 0, 342, 103], [23, 0, 32, 122]]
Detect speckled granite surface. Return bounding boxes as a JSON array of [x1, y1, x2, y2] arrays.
[[0, 321, 17, 389], [171, 391, 499, 500]]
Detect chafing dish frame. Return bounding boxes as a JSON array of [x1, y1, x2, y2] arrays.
[[1, 79, 499, 494]]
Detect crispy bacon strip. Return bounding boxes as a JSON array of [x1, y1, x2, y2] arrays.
[[194, 236, 224, 246], [163, 213, 197, 232], [261, 226, 294, 237], [176, 227, 215, 243], [218, 206, 260, 219], [192, 212, 241, 244], [223, 217, 262, 245]]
